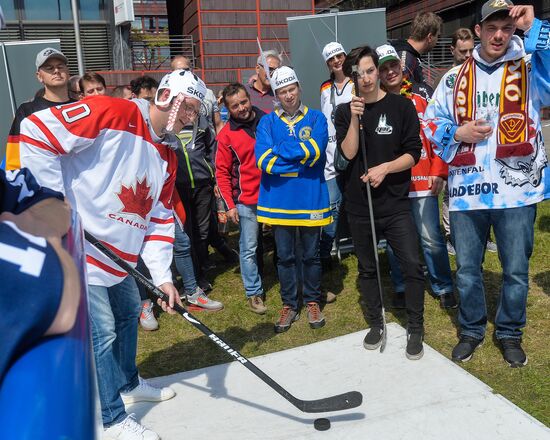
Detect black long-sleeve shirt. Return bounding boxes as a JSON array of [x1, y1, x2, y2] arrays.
[[335, 92, 422, 218]]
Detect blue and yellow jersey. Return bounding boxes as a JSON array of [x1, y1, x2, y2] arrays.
[[254, 105, 331, 226]]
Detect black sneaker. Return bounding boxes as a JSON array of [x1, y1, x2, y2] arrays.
[[406, 331, 424, 360], [500, 338, 528, 368], [451, 335, 484, 362], [391, 292, 406, 309], [439, 292, 458, 309], [363, 327, 384, 350]]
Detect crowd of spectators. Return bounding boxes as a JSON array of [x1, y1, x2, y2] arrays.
[[2, 2, 549, 438]]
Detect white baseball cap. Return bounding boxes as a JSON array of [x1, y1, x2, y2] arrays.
[[376, 44, 400, 67], [270, 66, 299, 92], [155, 69, 207, 106], [36, 47, 68, 70], [322, 42, 346, 62]]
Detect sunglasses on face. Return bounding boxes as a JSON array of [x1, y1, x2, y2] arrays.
[[40, 64, 68, 73], [259, 65, 277, 74]]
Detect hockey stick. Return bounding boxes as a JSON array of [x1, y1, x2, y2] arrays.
[[84, 231, 362, 413], [351, 66, 387, 353]]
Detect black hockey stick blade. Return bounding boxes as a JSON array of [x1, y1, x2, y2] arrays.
[[85, 231, 363, 414], [296, 391, 363, 413]]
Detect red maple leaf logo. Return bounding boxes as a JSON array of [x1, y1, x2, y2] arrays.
[[116, 177, 153, 221]]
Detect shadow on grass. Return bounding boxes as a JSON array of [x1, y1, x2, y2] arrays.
[[322, 259, 349, 296], [533, 271, 550, 297], [538, 214, 550, 233], [138, 322, 277, 379]]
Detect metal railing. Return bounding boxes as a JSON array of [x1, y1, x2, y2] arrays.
[[130, 33, 194, 70]]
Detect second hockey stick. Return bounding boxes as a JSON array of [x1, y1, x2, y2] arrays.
[[85, 230, 363, 413]]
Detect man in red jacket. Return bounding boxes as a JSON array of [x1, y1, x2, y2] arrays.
[[376, 44, 456, 310], [216, 83, 267, 314]]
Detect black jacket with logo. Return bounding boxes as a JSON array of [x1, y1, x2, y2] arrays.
[[334, 93, 421, 218]]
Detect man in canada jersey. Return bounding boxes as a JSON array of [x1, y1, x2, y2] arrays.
[[19, 69, 206, 440]]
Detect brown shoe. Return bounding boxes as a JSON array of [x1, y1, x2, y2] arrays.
[[248, 295, 267, 314], [306, 302, 326, 329], [274, 305, 299, 333], [321, 290, 337, 304]]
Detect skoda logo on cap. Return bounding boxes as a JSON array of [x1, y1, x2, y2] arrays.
[[276, 76, 295, 87], [326, 48, 341, 58]]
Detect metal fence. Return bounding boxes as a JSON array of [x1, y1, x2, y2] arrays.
[[130, 33, 194, 71]]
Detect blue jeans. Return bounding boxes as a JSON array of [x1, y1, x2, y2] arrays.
[[387, 196, 453, 295], [320, 177, 342, 259], [450, 205, 536, 340], [237, 204, 263, 297], [174, 222, 198, 295], [88, 276, 141, 426], [272, 225, 321, 309]]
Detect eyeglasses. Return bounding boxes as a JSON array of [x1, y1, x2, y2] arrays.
[[181, 103, 199, 118], [355, 68, 376, 78], [40, 63, 68, 73], [259, 65, 277, 74]]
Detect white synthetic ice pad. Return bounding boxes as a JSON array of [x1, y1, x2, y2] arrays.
[[129, 323, 550, 439]]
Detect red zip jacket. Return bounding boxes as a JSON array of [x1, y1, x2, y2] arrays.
[[215, 107, 265, 210], [403, 81, 448, 197]]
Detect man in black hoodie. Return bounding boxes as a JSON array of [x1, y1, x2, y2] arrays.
[[391, 12, 442, 100]]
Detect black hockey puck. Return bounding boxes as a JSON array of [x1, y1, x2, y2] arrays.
[[314, 418, 331, 431]]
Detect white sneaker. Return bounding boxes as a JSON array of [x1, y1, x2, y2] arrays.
[[121, 377, 176, 405], [103, 414, 159, 440], [139, 300, 158, 331]]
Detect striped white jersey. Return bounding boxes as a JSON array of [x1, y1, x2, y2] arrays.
[[19, 95, 178, 287]]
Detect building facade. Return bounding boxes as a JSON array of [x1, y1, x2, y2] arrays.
[[182, 0, 314, 91]]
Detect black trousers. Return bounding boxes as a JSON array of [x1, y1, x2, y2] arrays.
[[348, 209, 425, 331], [179, 183, 215, 277]]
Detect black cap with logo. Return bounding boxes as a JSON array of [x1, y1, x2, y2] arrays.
[[480, 0, 514, 23]]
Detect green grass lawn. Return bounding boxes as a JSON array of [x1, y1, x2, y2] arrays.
[[137, 200, 550, 427]]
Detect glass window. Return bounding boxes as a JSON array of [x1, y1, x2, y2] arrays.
[[131, 18, 143, 30], [22, 0, 104, 21], [158, 18, 168, 31], [23, 0, 72, 20], [79, 0, 105, 20], [0, 0, 17, 21]]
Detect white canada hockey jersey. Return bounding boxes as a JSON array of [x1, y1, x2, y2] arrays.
[[19, 95, 178, 287], [320, 78, 353, 180]]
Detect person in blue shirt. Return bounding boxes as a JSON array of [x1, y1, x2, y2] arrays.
[[255, 66, 330, 333], [0, 168, 80, 385]]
